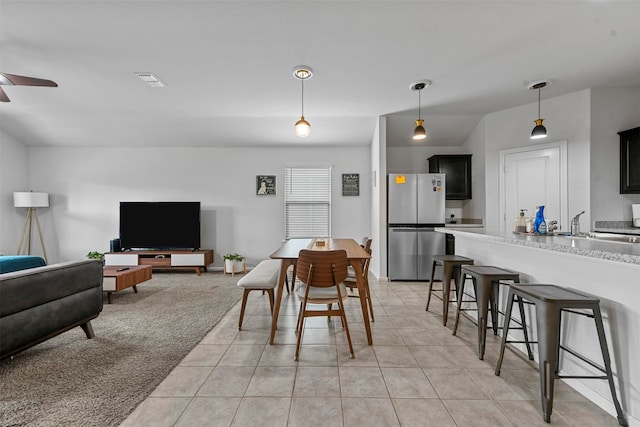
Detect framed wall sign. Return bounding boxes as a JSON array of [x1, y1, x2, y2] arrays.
[[256, 175, 276, 195], [342, 173, 359, 196]]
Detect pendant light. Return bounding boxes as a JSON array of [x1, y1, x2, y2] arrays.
[[529, 80, 549, 140], [293, 66, 313, 138], [410, 80, 431, 140]]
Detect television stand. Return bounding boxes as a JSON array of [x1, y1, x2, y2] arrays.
[[104, 249, 214, 275]]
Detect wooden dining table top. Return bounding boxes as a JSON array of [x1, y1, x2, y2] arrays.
[[270, 238, 371, 260]]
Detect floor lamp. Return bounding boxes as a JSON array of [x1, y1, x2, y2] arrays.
[[14, 191, 49, 264]]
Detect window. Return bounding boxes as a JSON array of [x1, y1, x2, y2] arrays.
[[284, 166, 332, 239]]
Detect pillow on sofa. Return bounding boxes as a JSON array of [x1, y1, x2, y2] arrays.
[[0, 256, 46, 274]]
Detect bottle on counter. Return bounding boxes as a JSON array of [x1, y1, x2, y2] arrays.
[[533, 205, 546, 234], [515, 209, 527, 233]]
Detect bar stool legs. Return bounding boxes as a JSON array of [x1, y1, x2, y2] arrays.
[[425, 255, 474, 326], [452, 265, 533, 361], [496, 284, 628, 426]]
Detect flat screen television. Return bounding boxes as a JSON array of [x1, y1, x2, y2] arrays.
[[119, 202, 201, 250]]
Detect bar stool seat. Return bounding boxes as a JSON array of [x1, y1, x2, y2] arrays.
[[425, 255, 474, 325], [452, 265, 533, 361], [495, 284, 627, 426]]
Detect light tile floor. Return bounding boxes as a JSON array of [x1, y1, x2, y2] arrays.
[[120, 278, 621, 427]]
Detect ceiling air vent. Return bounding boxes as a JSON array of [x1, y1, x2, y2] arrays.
[[134, 72, 166, 87]]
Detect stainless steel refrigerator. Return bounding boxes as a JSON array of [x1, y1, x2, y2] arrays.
[[388, 173, 446, 281]]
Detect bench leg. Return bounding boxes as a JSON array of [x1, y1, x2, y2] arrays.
[[239, 289, 251, 330], [267, 289, 275, 313]]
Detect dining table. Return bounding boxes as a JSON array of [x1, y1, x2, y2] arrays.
[[269, 238, 373, 345]]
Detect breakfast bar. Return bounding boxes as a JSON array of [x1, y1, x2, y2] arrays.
[[438, 228, 640, 425]]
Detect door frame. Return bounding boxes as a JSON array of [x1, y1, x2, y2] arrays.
[[498, 140, 568, 232]]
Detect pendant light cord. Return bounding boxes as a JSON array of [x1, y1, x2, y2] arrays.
[[301, 78, 304, 117], [538, 87, 541, 118], [418, 88, 421, 120]]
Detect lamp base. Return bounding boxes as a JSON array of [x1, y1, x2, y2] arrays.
[[17, 207, 48, 264]]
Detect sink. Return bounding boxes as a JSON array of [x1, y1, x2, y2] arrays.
[[553, 232, 640, 244], [548, 232, 572, 237]]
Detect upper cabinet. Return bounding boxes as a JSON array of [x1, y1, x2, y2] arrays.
[[428, 154, 472, 200], [619, 127, 640, 194]]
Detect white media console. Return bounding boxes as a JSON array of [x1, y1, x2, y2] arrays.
[[104, 249, 214, 275]]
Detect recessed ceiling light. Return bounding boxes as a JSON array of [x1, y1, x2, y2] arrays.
[[134, 72, 167, 87]]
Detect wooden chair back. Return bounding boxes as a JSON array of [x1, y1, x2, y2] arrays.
[[361, 237, 372, 251], [296, 249, 348, 288]]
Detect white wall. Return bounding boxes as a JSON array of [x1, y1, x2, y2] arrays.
[[0, 130, 29, 256], [461, 117, 486, 221], [590, 87, 640, 222], [484, 90, 591, 231], [386, 145, 466, 174], [370, 116, 385, 278], [25, 146, 371, 266]]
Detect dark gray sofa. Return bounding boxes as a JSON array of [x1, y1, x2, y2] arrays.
[[0, 259, 103, 360]]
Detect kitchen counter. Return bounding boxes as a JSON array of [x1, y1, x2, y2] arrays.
[[437, 227, 640, 265], [444, 223, 484, 228], [593, 220, 640, 236], [438, 227, 640, 425]]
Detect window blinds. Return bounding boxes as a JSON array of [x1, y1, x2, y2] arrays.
[[284, 166, 332, 239]]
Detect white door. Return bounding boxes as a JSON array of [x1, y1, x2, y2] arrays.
[[499, 141, 567, 232]]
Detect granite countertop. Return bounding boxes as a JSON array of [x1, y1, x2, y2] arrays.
[[437, 227, 640, 265], [593, 221, 640, 235], [444, 218, 484, 228]]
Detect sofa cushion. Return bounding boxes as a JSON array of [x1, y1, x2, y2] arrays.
[[0, 256, 46, 274], [0, 260, 103, 319]]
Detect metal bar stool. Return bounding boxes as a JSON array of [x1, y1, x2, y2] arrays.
[[495, 284, 627, 426], [425, 255, 474, 325], [452, 265, 534, 361]]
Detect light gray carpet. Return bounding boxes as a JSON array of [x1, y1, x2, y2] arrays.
[[0, 271, 243, 427]]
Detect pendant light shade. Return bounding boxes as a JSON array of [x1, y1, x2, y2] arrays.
[[529, 81, 549, 140], [293, 66, 313, 138], [410, 80, 431, 141], [531, 119, 547, 139], [413, 119, 426, 140], [295, 116, 311, 138]]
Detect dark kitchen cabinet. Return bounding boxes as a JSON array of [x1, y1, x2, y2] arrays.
[[428, 155, 472, 200], [619, 127, 640, 194]]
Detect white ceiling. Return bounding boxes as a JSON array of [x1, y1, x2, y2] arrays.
[[1, 0, 639, 148]]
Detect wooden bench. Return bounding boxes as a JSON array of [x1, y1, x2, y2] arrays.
[[236, 259, 281, 330]]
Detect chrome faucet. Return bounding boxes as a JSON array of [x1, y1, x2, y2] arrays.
[[570, 211, 585, 236]]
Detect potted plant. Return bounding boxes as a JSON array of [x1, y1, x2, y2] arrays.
[[223, 253, 245, 276], [86, 251, 104, 265]]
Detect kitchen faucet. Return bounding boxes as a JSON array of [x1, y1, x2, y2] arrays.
[[570, 211, 585, 236]]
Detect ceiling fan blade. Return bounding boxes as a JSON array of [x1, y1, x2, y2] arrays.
[[0, 73, 58, 87], [0, 87, 10, 102]]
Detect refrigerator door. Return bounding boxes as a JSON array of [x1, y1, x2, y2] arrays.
[[388, 227, 417, 280], [417, 228, 446, 281], [388, 173, 417, 224], [417, 174, 446, 224]]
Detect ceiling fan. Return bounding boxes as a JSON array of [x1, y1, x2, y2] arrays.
[[0, 73, 58, 102]]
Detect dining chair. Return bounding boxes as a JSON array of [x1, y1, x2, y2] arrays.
[[294, 249, 355, 361], [344, 238, 374, 322], [346, 237, 372, 280]]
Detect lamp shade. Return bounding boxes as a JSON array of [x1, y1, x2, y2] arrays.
[[13, 192, 49, 208], [295, 116, 311, 138], [412, 120, 427, 140], [530, 119, 547, 139]]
